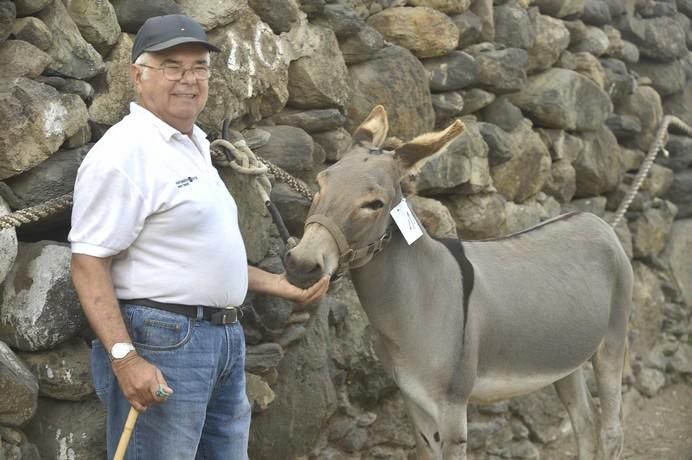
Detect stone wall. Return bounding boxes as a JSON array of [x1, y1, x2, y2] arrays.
[[0, 0, 691, 458]]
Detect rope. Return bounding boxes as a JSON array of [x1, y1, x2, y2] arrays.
[[0, 194, 73, 230], [609, 115, 692, 227]]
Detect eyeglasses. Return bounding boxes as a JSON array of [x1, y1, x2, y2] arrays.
[[137, 63, 211, 81]]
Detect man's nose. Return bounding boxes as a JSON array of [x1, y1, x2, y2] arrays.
[[180, 68, 198, 83]]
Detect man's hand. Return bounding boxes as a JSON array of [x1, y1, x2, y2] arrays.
[[111, 353, 174, 412], [276, 273, 330, 305]]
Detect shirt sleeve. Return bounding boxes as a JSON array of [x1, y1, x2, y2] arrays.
[[69, 159, 149, 258]]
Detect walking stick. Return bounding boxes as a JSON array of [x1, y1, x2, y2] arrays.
[[114, 406, 139, 460]]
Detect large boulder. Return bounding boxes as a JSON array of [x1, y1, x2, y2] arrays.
[[345, 44, 434, 141], [0, 241, 86, 351], [0, 78, 88, 180], [0, 341, 38, 427]]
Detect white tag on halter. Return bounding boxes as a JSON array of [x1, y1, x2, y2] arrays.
[[390, 198, 423, 245]]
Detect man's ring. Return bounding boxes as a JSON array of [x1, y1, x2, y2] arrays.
[[155, 384, 170, 399]]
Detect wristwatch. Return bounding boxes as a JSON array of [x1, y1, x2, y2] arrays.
[[109, 342, 136, 361]]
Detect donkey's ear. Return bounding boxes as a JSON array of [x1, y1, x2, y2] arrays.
[[352, 105, 389, 147], [394, 119, 465, 169]]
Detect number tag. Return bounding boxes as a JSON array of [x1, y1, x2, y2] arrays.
[[390, 198, 423, 245]]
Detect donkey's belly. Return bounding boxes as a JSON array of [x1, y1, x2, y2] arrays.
[[469, 370, 573, 404]]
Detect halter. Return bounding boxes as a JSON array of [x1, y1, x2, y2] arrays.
[[304, 213, 394, 280]]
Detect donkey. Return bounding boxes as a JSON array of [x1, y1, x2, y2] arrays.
[[283, 106, 633, 459]]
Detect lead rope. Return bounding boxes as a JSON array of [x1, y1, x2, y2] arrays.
[[609, 115, 691, 227]]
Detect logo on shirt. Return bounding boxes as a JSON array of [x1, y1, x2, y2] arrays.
[[176, 176, 199, 188]]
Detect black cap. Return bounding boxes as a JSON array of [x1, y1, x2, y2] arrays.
[[132, 14, 220, 63]]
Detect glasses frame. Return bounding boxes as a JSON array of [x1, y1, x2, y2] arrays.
[[137, 63, 211, 81]]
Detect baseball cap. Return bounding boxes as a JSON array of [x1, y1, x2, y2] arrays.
[[132, 14, 220, 62]]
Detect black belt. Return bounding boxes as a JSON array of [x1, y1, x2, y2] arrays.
[[119, 298, 241, 325]]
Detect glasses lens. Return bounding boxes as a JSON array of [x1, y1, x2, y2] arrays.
[[161, 66, 210, 81]]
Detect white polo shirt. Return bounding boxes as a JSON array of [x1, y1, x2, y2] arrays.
[[69, 103, 248, 307]]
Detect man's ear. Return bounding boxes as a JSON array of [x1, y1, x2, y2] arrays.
[[352, 105, 389, 147], [394, 119, 465, 170], [130, 63, 144, 89]]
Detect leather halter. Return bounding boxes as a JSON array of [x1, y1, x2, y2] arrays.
[[304, 213, 394, 279]]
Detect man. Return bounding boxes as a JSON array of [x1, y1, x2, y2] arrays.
[[69, 14, 329, 460]]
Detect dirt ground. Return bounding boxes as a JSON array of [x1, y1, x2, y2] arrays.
[[541, 383, 692, 460]]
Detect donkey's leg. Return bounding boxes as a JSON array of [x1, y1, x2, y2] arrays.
[[403, 398, 439, 460], [592, 333, 627, 458], [439, 402, 468, 459], [553, 368, 599, 460]]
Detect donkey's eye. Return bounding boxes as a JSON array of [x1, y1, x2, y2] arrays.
[[362, 199, 385, 210]]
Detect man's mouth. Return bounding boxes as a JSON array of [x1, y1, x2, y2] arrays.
[[173, 93, 197, 99]]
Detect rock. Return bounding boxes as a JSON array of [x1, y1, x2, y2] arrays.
[[431, 91, 465, 126], [657, 135, 692, 172], [345, 44, 434, 141], [478, 122, 513, 166], [0, 341, 38, 426], [17, 338, 94, 401], [670, 344, 692, 376], [204, 12, 290, 130], [443, 192, 507, 239], [504, 194, 561, 233], [630, 261, 665, 354], [250, 0, 300, 33], [0, 0, 14, 42], [246, 372, 276, 413], [254, 125, 316, 176], [527, 13, 570, 73], [532, 0, 584, 17], [615, 85, 663, 153], [662, 219, 692, 307], [510, 387, 566, 444], [10, 17, 52, 51], [629, 200, 677, 259], [407, 195, 458, 239], [606, 114, 642, 140], [338, 25, 385, 64], [662, 82, 692, 128], [556, 50, 606, 90], [286, 24, 351, 110], [63, 0, 120, 55], [37, 0, 104, 79], [415, 120, 491, 195], [367, 6, 459, 58], [110, 0, 181, 33], [270, 108, 345, 133], [24, 397, 106, 460], [470, 0, 494, 42], [248, 301, 337, 460], [536, 128, 583, 163], [573, 126, 622, 197], [561, 196, 607, 216], [467, 44, 528, 94], [634, 367, 665, 397], [569, 24, 610, 57], [0, 241, 86, 351], [312, 3, 365, 37], [601, 57, 636, 104], [408, 0, 471, 14], [270, 182, 312, 238], [493, 2, 535, 50], [176, 0, 245, 31], [459, 88, 495, 115], [509, 68, 612, 131], [422, 51, 479, 92], [630, 59, 686, 97], [582, 0, 612, 26], [14, 0, 51, 17], [88, 32, 134, 129], [543, 159, 577, 203], [4, 144, 89, 209], [480, 96, 524, 131], [614, 15, 687, 62], [451, 10, 482, 49], [312, 128, 352, 162], [0, 426, 40, 460], [246, 342, 284, 374], [0, 198, 18, 285], [0, 78, 88, 180], [490, 119, 551, 203]]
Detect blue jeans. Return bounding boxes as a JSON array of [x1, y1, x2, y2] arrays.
[[91, 304, 251, 460]]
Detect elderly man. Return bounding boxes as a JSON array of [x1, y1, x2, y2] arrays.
[[69, 14, 329, 460]]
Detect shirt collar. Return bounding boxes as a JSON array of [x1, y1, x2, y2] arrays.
[[129, 102, 208, 148]]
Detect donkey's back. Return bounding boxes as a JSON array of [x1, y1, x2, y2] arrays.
[[463, 211, 633, 404]]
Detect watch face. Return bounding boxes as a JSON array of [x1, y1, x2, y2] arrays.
[[111, 343, 133, 359]]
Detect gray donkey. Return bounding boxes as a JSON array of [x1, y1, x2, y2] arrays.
[[284, 106, 633, 459]]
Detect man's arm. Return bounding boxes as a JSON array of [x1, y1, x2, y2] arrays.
[[247, 266, 329, 305], [71, 254, 172, 411]]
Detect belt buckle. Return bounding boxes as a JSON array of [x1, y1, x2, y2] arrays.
[[210, 308, 238, 325]]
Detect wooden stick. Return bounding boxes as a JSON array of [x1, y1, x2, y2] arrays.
[[114, 406, 139, 460]]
